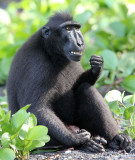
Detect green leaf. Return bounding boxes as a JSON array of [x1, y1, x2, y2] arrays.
[[0, 9, 11, 25], [123, 95, 132, 107], [105, 90, 122, 103], [75, 11, 92, 26], [0, 107, 5, 120], [133, 114, 135, 126], [124, 108, 130, 120], [121, 91, 125, 100], [104, 71, 115, 84], [3, 111, 11, 123], [20, 104, 31, 111], [28, 114, 37, 128], [122, 75, 135, 93], [124, 129, 129, 135], [0, 148, 15, 160], [108, 101, 120, 114], [0, 58, 13, 76], [10, 138, 25, 151], [1, 123, 12, 135], [1, 132, 10, 148], [19, 124, 29, 140], [124, 106, 134, 120], [26, 126, 49, 141], [15, 138, 25, 150], [128, 106, 134, 114], [130, 94, 135, 105], [101, 49, 118, 70], [11, 109, 30, 133], [105, 0, 114, 8], [23, 140, 46, 155], [118, 53, 135, 77], [108, 21, 126, 37]]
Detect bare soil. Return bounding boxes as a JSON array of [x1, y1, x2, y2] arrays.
[[30, 140, 135, 160]]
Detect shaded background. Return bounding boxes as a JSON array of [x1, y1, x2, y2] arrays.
[[0, 0, 135, 93]]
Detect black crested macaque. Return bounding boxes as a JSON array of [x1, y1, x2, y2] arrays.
[[7, 12, 132, 152]]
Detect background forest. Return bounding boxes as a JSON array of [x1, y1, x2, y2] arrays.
[[0, 0, 135, 93]]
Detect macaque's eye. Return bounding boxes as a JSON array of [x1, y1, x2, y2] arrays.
[[65, 26, 72, 31], [75, 26, 80, 31]]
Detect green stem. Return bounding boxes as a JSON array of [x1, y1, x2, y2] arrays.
[[130, 118, 133, 126], [130, 114, 134, 126], [115, 117, 125, 121], [118, 101, 126, 109]]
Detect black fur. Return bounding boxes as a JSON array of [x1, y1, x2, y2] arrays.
[[7, 12, 131, 152]]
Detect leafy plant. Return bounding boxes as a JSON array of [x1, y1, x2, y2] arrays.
[[0, 148, 15, 160], [96, 52, 135, 93], [105, 90, 135, 139], [0, 105, 50, 160], [0, 90, 8, 112]]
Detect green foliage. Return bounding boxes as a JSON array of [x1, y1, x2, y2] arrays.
[[97, 52, 135, 92], [105, 90, 135, 139], [101, 50, 118, 71], [0, 105, 50, 159], [122, 75, 135, 93], [0, 148, 15, 160], [0, 90, 8, 112], [0, 0, 135, 91]]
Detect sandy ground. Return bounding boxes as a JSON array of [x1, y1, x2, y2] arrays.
[[29, 140, 135, 160]]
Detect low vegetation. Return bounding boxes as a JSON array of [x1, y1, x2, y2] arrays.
[[0, 103, 50, 160], [105, 90, 135, 139]]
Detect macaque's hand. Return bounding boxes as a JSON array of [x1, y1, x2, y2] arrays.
[[90, 55, 103, 75]]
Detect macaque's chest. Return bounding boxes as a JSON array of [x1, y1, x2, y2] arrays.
[[53, 63, 83, 124], [58, 63, 83, 91]]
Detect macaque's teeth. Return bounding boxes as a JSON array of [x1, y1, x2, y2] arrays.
[[70, 51, 82, 55]]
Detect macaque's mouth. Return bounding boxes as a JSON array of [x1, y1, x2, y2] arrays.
[[69, 51, 82, 56]]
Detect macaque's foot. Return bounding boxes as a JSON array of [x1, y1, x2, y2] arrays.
[[67, 125, 108, 153], [108, 133, 132, 152], [92, 136, 107, 146], [80, 136, 107, 153], [81, 140, 104, 153], [66, 125, 80, 133]]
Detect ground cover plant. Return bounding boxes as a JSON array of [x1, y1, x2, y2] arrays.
[[105, 90, 135, 139], [0, 104, 50, 160]]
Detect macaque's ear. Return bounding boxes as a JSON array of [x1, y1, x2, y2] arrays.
[[42, 26, 51, 39]]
